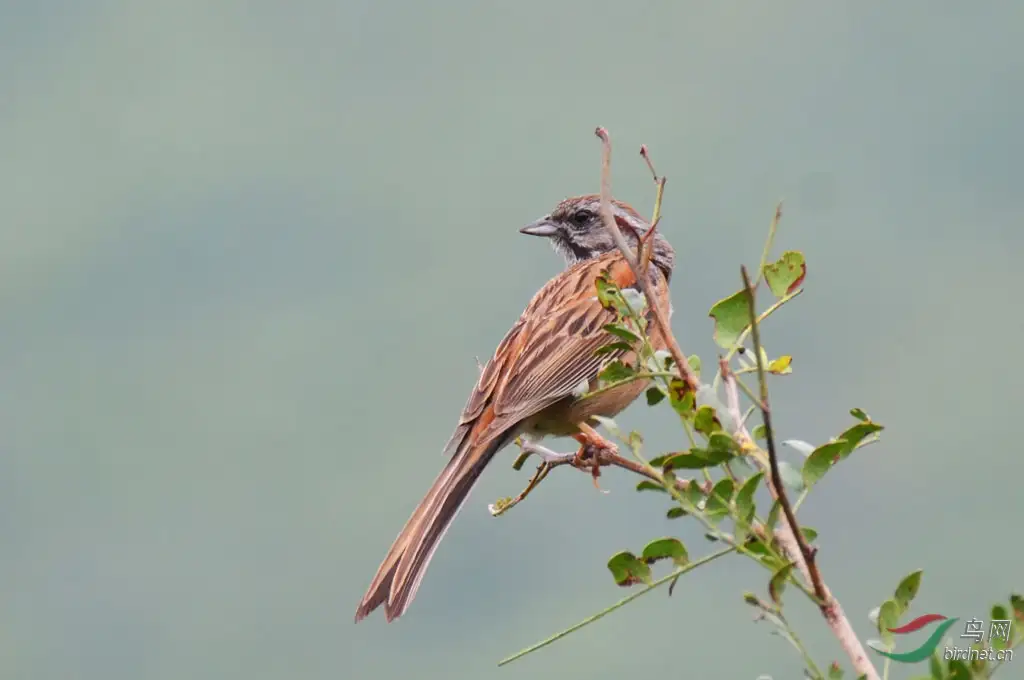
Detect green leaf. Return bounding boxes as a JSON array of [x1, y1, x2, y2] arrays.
[[894, 569, 923, 612], [682, 482, 706, 510], [620, 288, 648, 314], [836, 422, 884, 454], [709, 288, 753, 349], [687, 355, 702, 378], [602, 323, 641, 343], [599, 360, 635, 383], [767, 355, 793, 374], [594, 341, 634, 356], [635, 481, 666, 494], [647, 453, 670, 467], [661, 468, 676, 487], [801, 527, 818, 543], [666, 506, 687, 519], [693, 405, 722, 436], [759, 554, 785, 573], [706, 478, 736, 518], [606, 551, 653, 587], [1011, 593, 1023, 621], [850, 407, 869, 422], [734, 507, 755, 546], [668, 378, 695, 417], [828, 661, 844, 679], [594, 274, 620, 310], [764, 250, 806, 297], [946, 659, 970, 680], [778, 460, 805, 491], [929, 649, 944, 680], [752, 424, 767, 441], [651, 349, 674, 370], [765, 500, 782, 533], [802, 440, 849, 488], [745, 538, 772, 558], [877, 598, 901, 646], [645, 387, 665, 406], [707, 431, 739, 453], [769, 561, 796, 604], [782, 439, 815, 456], [734, 472, 764, 520], [641, 537, 689, 566], [661, 448, 735, 470], [970, 649, 987, 674], [991, 604, 1010, 650]]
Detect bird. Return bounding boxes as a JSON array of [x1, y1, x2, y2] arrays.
[[354, 194, 676, 623]]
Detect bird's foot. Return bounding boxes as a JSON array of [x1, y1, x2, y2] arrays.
[[573, 424, 620, 491]]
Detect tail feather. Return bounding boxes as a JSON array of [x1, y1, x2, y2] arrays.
[[354, 431, 511, 622]]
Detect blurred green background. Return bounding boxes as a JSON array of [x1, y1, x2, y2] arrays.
[[2, 2, 1021, 678]]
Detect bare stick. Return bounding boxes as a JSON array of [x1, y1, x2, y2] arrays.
[[594, 127, 700, 394], [637, 145, 667, 276]]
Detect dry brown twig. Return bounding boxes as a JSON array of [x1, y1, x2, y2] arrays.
[[594, 127, 701, 395]]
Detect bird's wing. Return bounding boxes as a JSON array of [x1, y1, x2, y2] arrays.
[[443, 253, 665, 454]]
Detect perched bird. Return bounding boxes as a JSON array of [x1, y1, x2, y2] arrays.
[[355, 195, 676, 622]]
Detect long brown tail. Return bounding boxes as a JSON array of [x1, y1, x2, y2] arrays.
[[354, 431, 510, 622]]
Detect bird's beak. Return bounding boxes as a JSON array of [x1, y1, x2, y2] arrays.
[[519, 217, 559, 237]]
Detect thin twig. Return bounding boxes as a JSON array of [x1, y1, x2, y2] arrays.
[[757, 202, 784, 283], [741, 266, 825, 598], [638, 144, 666, 277], [738, 265, 880, 680], [594, 127, 700, 394], [499, 545, 737, 666], [507, 445, 712, 500], [489, 462, 553, 516]]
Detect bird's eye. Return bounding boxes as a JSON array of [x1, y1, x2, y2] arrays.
[[570, 210, 594, 227]]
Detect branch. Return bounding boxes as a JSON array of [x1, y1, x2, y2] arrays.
[[492, 443, 713, 516], [593, 127, 700, 395], [740, 266, 824, 599], [738, 266, 880, 680]]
